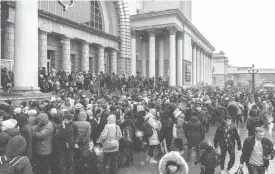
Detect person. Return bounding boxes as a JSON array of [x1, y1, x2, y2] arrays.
[[195, 141, 219, 174], [246, 109, 264, 136], [239, 127, 275, 174], [185, 116, 205, 162], [214, 115, 241, 173], [158, 151, 189, 174], [97, 114, 122, 174], [172, 109, 186, 155], [5, 135, 33, 174], [32, 113, 54, 174]]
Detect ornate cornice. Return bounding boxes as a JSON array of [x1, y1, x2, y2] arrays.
[[147, 28, 156, 37], [167, 26, 177, 35], [131, 9, 215, 51]]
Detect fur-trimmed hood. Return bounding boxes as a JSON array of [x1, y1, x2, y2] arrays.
[[159, 151, 189, 174]]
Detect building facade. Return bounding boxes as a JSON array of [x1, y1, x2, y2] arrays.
[[0, 0, 131, 91], [212, 51, 229, 86], [129, 1, 215, 86]]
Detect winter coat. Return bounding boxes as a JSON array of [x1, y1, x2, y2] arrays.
[[55, 122, 77, 151], [32, 113, 54, 155], [145, 113, 162, 146], [5, 135, 33, 174], [74, 120, 91, 147], [120, 119, 135, 147], [198, 146, 219, 168], [97, 115, 122, 153], [159, 151, 189, 174], [185, 116, 205, 148], [241, 136, 275, 169], [214, 122, 241, 150]]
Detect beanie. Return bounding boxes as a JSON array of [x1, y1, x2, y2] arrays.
[[13, 108, 22, 115], [2, 119, 18, 130]]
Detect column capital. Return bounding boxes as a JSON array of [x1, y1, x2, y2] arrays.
[[167, 26, 178, 35], [147, 28, 156, 37]]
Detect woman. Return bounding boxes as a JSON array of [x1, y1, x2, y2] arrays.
[[158, 151, 188, 174], [97, 114, 122, 174]]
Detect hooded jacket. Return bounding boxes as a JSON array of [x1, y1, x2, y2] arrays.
[[97, 114, 122, 153], [32, 113, 54, 155], [5, 135, 33, 174], [74, 111, 91, 146], [185, 116, 205, 147], [159, 151, 189, 174]]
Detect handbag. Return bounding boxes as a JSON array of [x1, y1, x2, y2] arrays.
[[103, 125, 119, 151]]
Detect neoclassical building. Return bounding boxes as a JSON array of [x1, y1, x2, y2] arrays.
[[0, 0, 131, 92], [213, 51, 229, 86], [129, 1, 215, 86]]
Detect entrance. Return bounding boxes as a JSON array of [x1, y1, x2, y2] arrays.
[[47, 50, 55, 74]]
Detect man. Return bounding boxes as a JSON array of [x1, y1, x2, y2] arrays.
[[214, 116, 241, 173], [239, 127, 275, 174]]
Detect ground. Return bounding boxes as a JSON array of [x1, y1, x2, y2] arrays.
[[118, 120, 275, 174]]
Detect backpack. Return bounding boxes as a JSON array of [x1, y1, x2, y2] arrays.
[[0, 156, 25, 174], [141, 118, 153, 137]]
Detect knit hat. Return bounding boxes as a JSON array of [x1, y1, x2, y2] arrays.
[[13, 108, 22, 115], [28, 109, 37, 117], [78, 111, 87, 121], [86, 104, 93, 110], [2, 119, 18, 130], [16, 114, 28, 127]]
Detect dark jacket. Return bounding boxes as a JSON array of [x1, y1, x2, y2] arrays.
[[240, 136, 275, 169], [5, 135, 33, 174], [185, 116, 205, 147], [97, 109, 110, 137], [198, 146, 219, 168], [214, 122, 241, 150], [55, 122, 77, 151], [247, 115, 264, 136]]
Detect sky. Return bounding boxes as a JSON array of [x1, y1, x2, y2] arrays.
[[191, 0, 275, 68]]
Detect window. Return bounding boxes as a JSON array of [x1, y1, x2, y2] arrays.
[[185, 64, 191, 82], [90, 1, 103, 30], [38, 1, 103, 31]]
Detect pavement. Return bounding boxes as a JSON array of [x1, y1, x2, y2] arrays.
[[118, 118, 275, 174]]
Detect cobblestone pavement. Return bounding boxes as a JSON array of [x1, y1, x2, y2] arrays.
[[118, 118, 275, 174]]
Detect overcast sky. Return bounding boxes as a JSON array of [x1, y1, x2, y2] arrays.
[[192, 0, 275, 68]]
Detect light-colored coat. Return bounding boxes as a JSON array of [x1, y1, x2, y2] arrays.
[[145, 113, 162, 146]]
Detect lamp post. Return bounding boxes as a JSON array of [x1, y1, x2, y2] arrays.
[[248, 64, 258, 97]]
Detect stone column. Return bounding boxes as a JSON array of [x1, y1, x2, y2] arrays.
[[14, 0, 39, 91], [200, 50, 204, 84], [196, 46, 200, 84], [131, 30, 136, 76], [192, 43, 197, 85], [98, 46, 105, 73], [81, 41, 89, 72], [210, 56, 213, 84], [148, 29, 156, 78], [110, 49, 117, 74], [141, 37, 147, 77], [158, 36, 164, 78], [168, 26, 177, 86], [61, 37, 71, 73], [38, 30, 47, 70], [3, 22, 14, 61], [177, 32, 183, 86]]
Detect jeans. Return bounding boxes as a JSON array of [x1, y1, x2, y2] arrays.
[[34, 154, 49, 174], [220, 147, 235, 170], [102, 151, 118, 174], [248, 164, 265, 174]]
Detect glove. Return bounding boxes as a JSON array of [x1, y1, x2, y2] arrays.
[[238, 146, 242, 151]]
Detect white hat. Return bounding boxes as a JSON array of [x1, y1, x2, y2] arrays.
[[2, 119, 18, 130], [13, 108, 22, 114], [28, 109, 37, 116], [86, 104, 93, 110]]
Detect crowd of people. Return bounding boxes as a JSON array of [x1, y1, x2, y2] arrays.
[[0, 67, 275, 174]]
